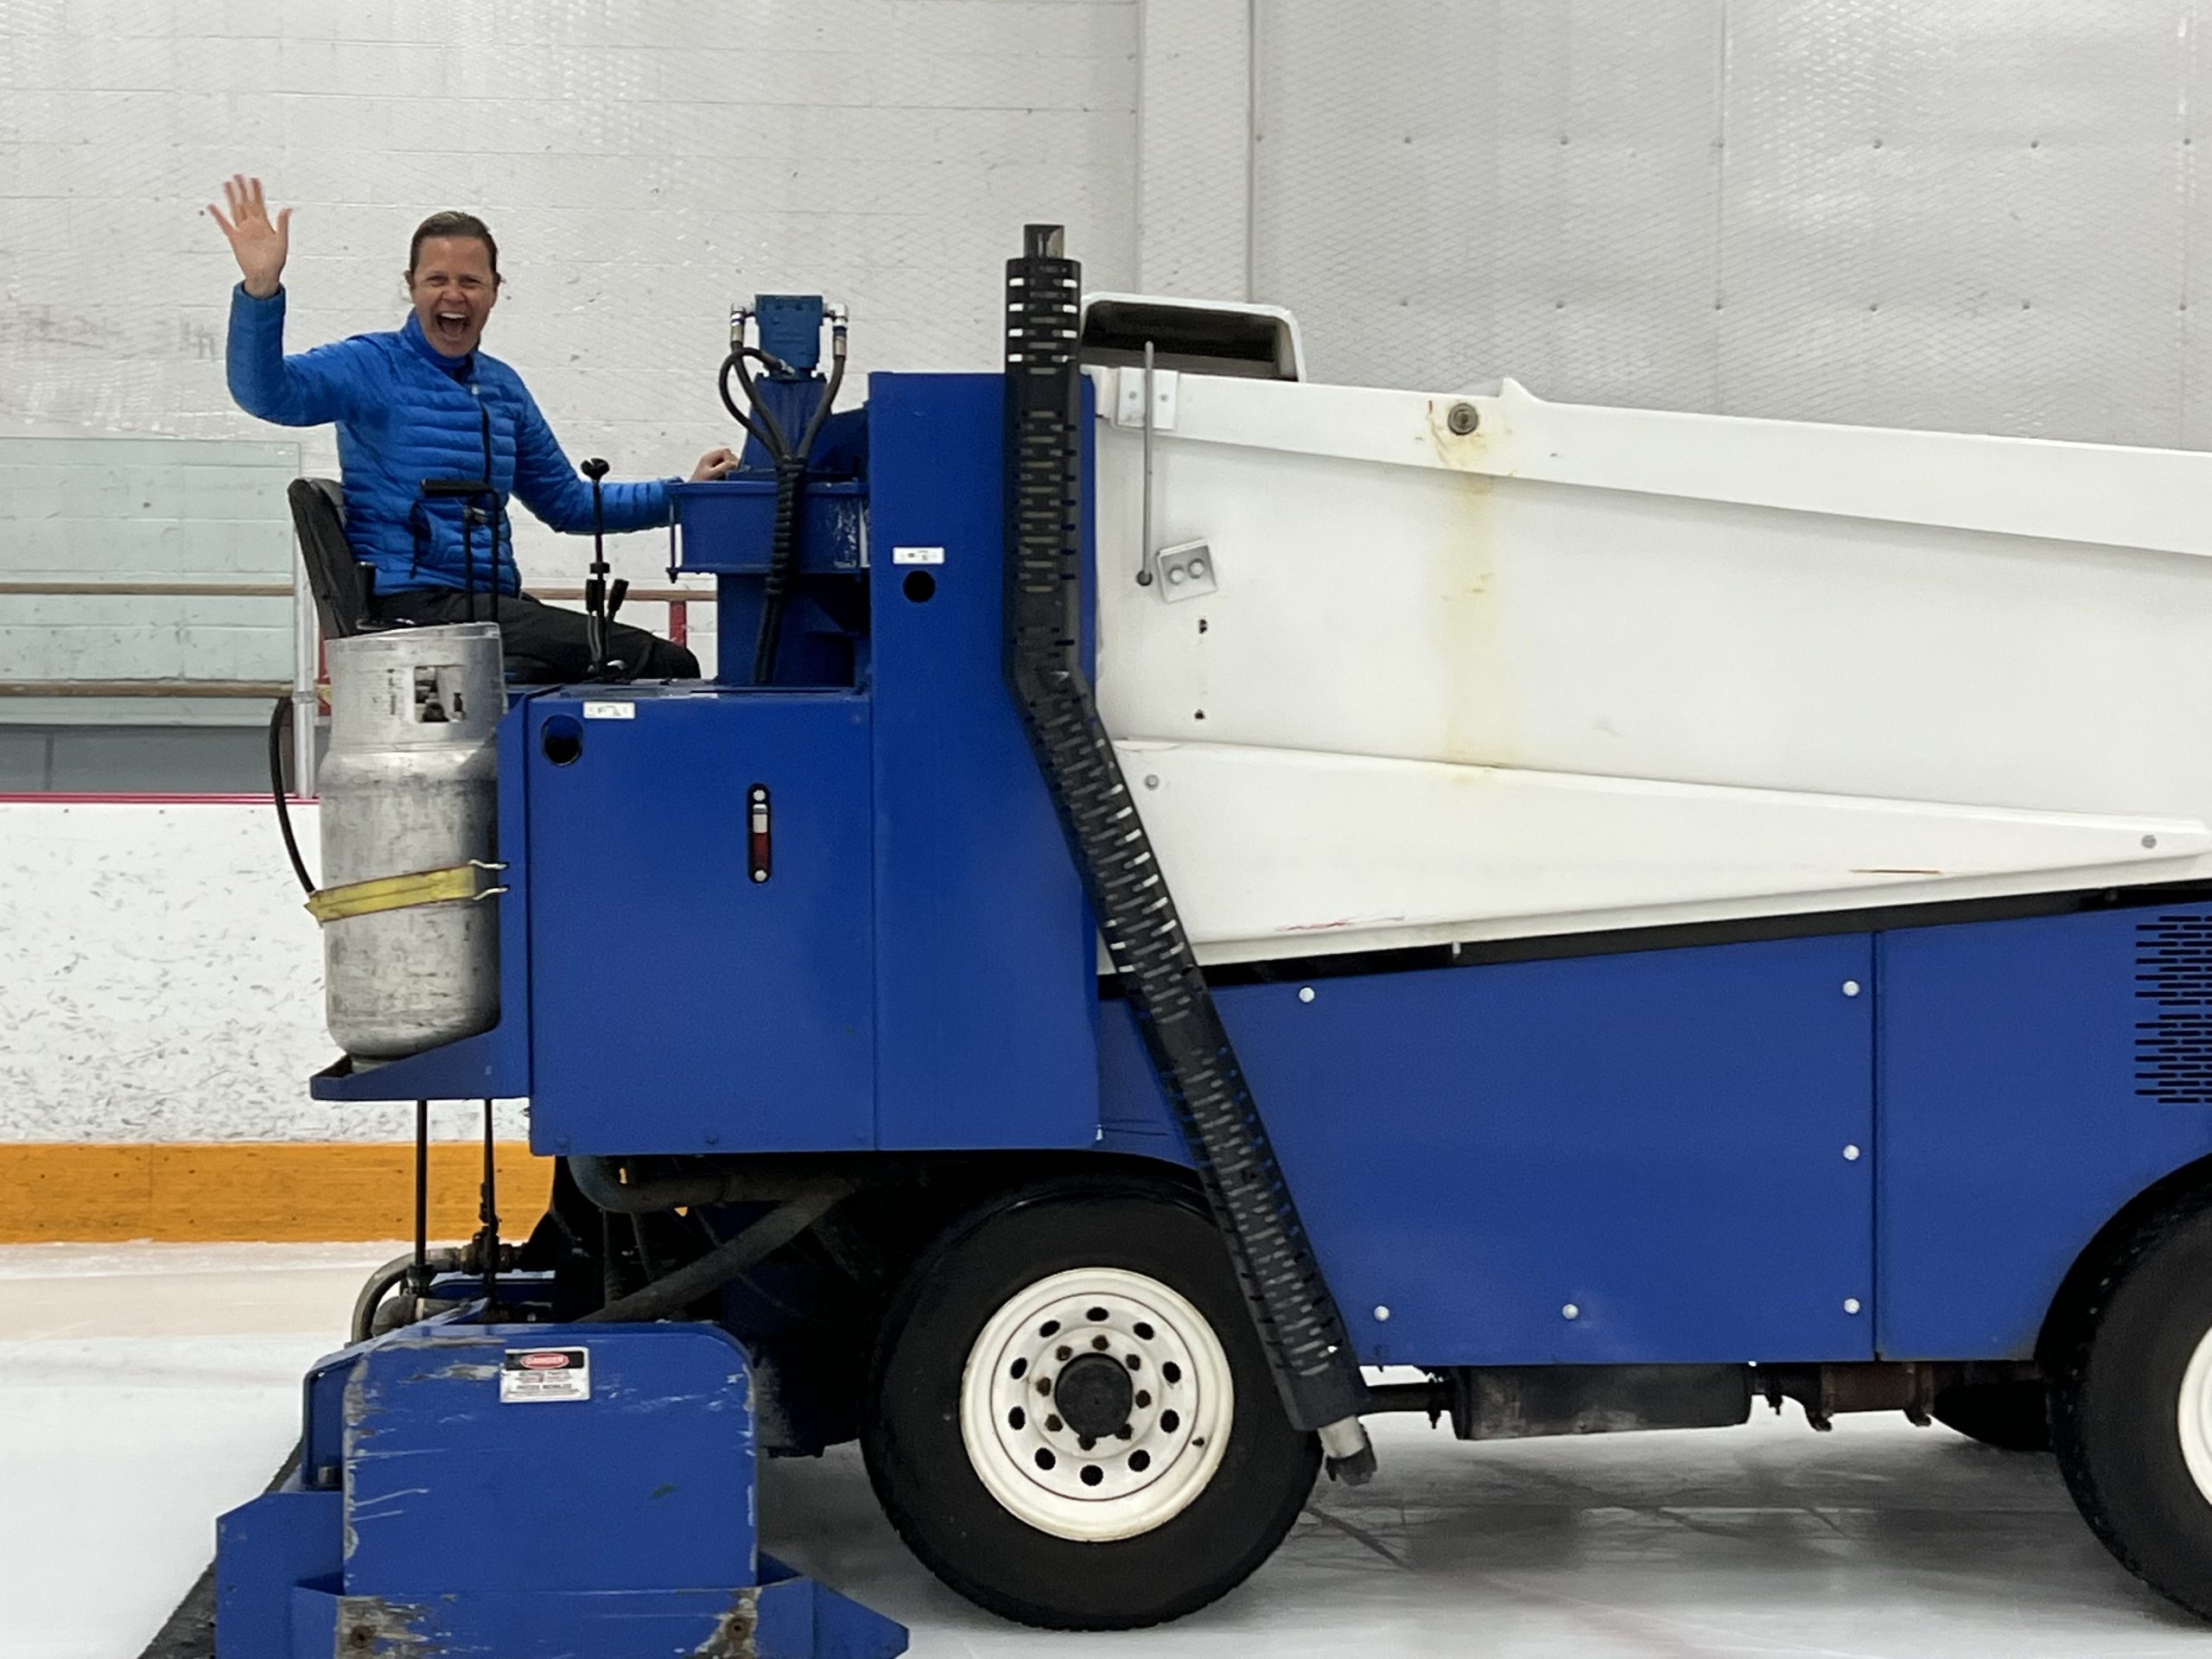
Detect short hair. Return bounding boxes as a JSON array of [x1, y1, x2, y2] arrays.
[[408, 211, 500, 282]]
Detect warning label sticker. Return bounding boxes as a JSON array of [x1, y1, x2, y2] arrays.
[[500, 1347, 590, 1402]]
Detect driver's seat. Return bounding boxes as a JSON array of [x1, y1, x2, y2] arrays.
[[286, 477, 559, 682]]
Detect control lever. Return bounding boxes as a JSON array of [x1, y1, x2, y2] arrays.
[[580, 458, 626, 680]]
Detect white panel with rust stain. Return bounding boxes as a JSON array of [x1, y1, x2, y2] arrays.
[[1092, 372, 2212, 955]]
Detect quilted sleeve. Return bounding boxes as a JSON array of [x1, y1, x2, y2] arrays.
[[509, 380, 671, 535], [226, 284, 374, 428]]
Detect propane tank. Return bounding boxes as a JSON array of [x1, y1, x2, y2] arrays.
[[317, 624, 503, 1061]]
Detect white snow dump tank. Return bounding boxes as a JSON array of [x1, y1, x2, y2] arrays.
[[1084, 298, 2212, 964], [314, 623, 503, 1060]]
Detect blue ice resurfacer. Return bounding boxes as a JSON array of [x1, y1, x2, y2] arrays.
[[224, 226, 2212, 1644]]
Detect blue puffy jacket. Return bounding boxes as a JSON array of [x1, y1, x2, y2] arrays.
[[226, 284, 672, 598]]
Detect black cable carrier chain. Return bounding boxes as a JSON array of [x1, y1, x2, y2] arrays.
[[1000, 224, 1372, 1464]]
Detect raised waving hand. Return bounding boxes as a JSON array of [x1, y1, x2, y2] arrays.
[[209, 175, 292, 300]]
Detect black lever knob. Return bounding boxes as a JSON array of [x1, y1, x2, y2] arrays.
[[581, 457, 610, 481]]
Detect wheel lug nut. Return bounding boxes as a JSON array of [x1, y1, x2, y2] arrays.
[[1056, 1345, 1072, 1362], [1045, 1414, 1064, 1433], [1091, 1335, 1110, 1351]]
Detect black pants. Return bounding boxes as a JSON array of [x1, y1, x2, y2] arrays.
[[372, 588, 701, 682]]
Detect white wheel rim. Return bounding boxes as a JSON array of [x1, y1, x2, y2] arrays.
[[2179, 1325, 2212, 1503], [959, 1266, 1235, 1542]]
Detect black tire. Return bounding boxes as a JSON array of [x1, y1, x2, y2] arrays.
[[1930, 1381, 2051, 1453], [860, 1183, 1321, 1630], [2052, 1198, 2212, 1619]]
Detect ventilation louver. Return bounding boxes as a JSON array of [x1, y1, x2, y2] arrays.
[[2136, 915, 2212, 1104]]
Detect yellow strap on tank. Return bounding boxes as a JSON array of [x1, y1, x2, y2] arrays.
[[305, 861, 505, 925]]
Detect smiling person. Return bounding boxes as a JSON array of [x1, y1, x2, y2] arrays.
[[212, 175, 734, 679]]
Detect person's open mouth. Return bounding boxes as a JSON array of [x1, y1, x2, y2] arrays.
[[435, 309, 470, 346]]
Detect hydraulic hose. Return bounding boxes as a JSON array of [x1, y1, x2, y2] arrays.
[[350, 1246, 466, 1343], [580, 1190, 849, 1324], [717, 321, 847, 685], [750, 455, 808, 683], [748, 337, 845, 683], [715, 353, 776, 455], [266, 696, 315, 896]]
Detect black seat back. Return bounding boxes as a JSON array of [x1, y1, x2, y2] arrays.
[[287, 477, 377, 639]]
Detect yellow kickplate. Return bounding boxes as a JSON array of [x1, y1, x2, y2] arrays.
[[0, 1142, 551, 1243], [306, 862, 499, 924]]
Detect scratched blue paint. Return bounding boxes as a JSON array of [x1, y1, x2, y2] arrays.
[[216, 1314, 906, 1658]]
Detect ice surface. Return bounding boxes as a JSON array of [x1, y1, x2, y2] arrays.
[[3, 1245, 2202, 1659]]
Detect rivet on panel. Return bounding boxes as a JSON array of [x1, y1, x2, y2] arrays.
[[1842, 980, 1862, 997], [1374, 1305, 1391, 1322], [1844, 1298, 1863, 1315], [1843, 1144, 1862, 1161], [1298, 986, 1316, 1004], [2145, 835, 2159, 849], [1143, 774, 1160, 790], [1562, 1304, 1580, 1320]]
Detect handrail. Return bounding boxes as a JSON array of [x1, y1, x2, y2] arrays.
[[0, 580, 712, 602], [0, 581, 292, 597], [0, 680, 291, 698]]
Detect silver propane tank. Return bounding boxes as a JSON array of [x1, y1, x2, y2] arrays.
[[315, 623, 504, 1061]]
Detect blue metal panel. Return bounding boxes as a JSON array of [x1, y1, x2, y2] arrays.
[[670, 476, 866, 575], [1102, 935, 1877, 1366], [525, 688, 874, 1155], [867, 374, 1097, 1150], [755, 294, 826, 372], [221, 1319, 908, 1658], [301, 1344, 361, 1486], [312, 695, 537, 1103], [1878, 904, 2212, 1357], [213, 1489, 339, 1659], [345, 1322, 754, 1597]]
